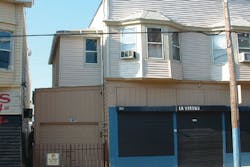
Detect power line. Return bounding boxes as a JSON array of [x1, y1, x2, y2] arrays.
[[0, 30, 249, 38]]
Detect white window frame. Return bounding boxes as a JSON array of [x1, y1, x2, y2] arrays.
[[238, 33, 250, 53], [212, 34, 227, 65], [146, 27, 164, 59], [85, 38, 98, 64], [172, 32, 180, 61], [0, 31, 13, 70]]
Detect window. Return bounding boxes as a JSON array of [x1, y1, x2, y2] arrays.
[[0, 31, 12, 69], [121, 27, 136, 51], [172, 32, 180, 61], [238, 33, 250, 53], [85, 39, 97, 63], [212, 34, 227, 64], [118, 112, 174, 157], [147, 28, 163, 58]]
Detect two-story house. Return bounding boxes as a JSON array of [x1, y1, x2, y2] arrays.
[[46, 0, 250, 167], [0, 0, 33, 166]]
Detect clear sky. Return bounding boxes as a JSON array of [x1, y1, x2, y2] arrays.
[[26, 0, 101, 91]]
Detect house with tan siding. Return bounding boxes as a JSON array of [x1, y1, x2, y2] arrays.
[[44, 0, 250, 167], [0, 0, 33, 166]]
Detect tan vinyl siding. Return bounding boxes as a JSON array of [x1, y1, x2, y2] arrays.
[[59, 36, 101, 86], [0, 4, 24, 86], [0, 1, 16, 25], [105, 81, 232, 108], [39, 125, 99, 144], [181, 33, 211, 80], [34, 87, 103, 144]]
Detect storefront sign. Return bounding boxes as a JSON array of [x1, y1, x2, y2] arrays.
[[177, 105, 228, 112], [0, 90, 21, 114], [177, 106, 201, 112], [47, 153, 60, 166]]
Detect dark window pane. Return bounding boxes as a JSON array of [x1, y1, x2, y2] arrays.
[[172, 46, 180, 60], [0, 40, 11, 50], [238, 33, 250, 48], [172, 33, 179, 46], [148, 28, 162, 43], [118, 112, 174, 157], [0, 50, 10, 69], [86, 39, 97, 51], [0, 32, 11, 37], [86, 52, 97, 63], [148, 44, 162, 58]]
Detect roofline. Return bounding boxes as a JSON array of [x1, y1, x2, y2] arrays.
[[48, 29, 103, 65], [104, 18, 250, 32], [3, 0, 34, 7], [88, 0, 103, 28]]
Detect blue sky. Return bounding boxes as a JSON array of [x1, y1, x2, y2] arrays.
[[26, 0, 101, 90]]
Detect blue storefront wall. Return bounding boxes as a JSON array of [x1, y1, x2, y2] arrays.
[[109, 106, 250, 167]]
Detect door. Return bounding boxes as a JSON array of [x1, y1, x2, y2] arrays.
[[177, 112, 223, 167]]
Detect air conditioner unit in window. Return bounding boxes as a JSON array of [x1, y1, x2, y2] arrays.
[[239, 52, 250, 63], [121, 50, 136, 60]]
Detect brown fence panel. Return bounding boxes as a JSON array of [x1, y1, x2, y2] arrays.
[[33, 143, 106, 167]]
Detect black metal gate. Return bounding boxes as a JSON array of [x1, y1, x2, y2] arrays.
[[33, 143, 108, 167], [177, 112, 223, 167], [0, 115, 22, 167]]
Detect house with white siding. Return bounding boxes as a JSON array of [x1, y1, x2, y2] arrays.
[[0, 0, 33, 166], [48, 0, 250, 167]]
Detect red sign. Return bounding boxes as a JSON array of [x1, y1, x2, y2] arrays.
[[0, 94, 11, 112]]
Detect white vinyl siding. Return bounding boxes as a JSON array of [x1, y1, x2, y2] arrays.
[[109, 0, 250, 28], [59, 36, 101, 86], [181, 33, 211, 80], [144, 60, 171, 78]]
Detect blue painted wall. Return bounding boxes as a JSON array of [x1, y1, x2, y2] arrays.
[[109, 106, 250, 167]]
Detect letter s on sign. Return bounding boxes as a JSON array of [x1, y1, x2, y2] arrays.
[[0, 94, 11, 103]]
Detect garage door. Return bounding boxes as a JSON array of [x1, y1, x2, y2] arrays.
[[177, 112, 223, 167]]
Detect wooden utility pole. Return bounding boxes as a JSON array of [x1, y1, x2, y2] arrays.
[[222, 0, 241, 167]]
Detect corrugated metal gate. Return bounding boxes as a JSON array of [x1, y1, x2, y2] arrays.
[[177, 112, 223, 167], [33, 143, 108, 167], [0, 115, 22, 167]]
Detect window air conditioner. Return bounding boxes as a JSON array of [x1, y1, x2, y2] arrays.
[[239, 52, 250, 63], [121, 50, 136, 60]]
